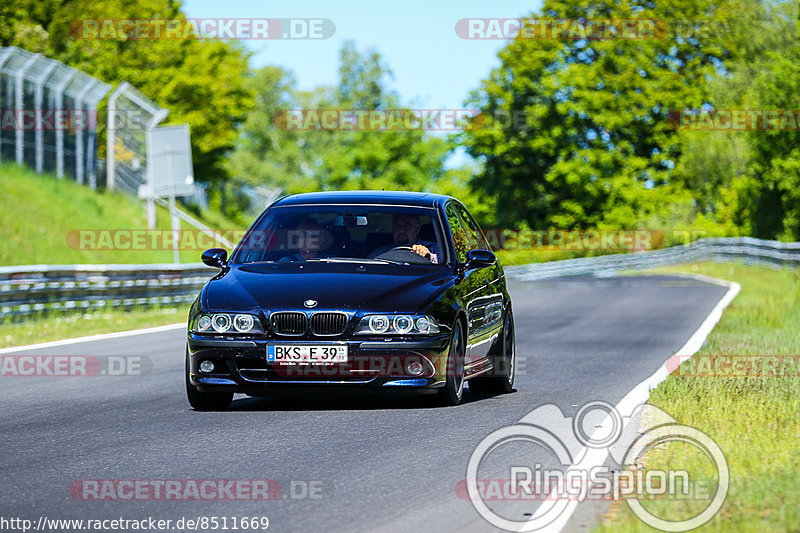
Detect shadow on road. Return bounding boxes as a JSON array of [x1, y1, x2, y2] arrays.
[[218, 389, 517, 412]]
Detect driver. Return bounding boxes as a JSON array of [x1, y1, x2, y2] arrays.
[[369, 213, 439, 263], [279, 217, 323, 261]]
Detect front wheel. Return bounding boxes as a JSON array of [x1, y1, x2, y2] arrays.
[[434, 320, 466, 406], [185, 348, 232, 411]]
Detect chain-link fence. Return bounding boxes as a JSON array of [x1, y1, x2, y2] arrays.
[[105, 81, 169, 196], [0, 46, 110, 186]]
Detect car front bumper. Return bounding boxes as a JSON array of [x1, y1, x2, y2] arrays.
[[187, 333, 451, 395]]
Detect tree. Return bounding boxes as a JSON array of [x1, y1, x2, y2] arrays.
[[2, 0, 253, 186], [227, 41, 450, 196], [460, 0, 736, 230], [671, 0, 800, 239]]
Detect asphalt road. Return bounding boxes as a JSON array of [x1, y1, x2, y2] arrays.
[[0, 275, 729, 533]]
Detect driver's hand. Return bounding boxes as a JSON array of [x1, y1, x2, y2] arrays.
[[411, 244, 431, 259]]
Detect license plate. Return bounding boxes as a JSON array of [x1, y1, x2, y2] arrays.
[[267, 344, 348, 364]]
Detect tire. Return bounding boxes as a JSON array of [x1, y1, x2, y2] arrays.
[[469, 310, 515, 395], [185, 348, 233, 411], [434, 319, 466, 406]]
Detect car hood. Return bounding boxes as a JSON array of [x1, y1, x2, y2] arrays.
[[203, 262, 453, 313]]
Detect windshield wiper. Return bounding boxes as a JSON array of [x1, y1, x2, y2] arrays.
[[305, 257, 407, 265], [361, 257, 407, 265]]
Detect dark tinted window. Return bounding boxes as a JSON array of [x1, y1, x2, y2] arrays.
[[446, 204, 470, 264], [233, 205, 444, 265], [454, 204, 489, 250]]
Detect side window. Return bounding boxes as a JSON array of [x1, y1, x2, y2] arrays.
[[446, 205, 470, 264], [454, 204, 489, 250]]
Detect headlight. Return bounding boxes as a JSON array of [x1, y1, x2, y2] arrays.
[[234, 314, 254, 332], [369, 315, 390, 333], [415, 316, 431, 334], [194, 313, 263, 334], [393, 315, 414, 334], [212, 314, 231, 332], [355, 315, 440, 335]]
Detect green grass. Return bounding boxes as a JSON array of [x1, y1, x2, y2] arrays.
[[597, 262, 800, 532], [496, 248, 624, 266], [0, 162, 244, 265], [0, 306, 186, 349]]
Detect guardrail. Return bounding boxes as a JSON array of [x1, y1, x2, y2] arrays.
[[505, 236, 800, 281], [0, 263, 215, 319], [1, 237, 798, 320]]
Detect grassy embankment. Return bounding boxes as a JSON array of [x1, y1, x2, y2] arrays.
[[0, 163, 245, 347], [597, 262, 800, 531]]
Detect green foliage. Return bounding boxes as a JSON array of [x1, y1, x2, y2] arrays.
[[8, 0, 800, 241], [0, 162, 242, 265], [673, 0, 800, 240], [461, 0, 737, 231], [227, 41, 451, 197], [600, 262, 800, 532], [0, 305, 185, 348], [3, 0, 254, 186]]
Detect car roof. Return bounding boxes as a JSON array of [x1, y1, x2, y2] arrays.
[[271, 190, 455, 208]]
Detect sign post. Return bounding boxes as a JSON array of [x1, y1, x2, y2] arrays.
[[143, 124, 194, 263]]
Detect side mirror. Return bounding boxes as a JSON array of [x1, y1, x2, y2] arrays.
[[466, 249, 496, 268], [201, 248, 228, 269]]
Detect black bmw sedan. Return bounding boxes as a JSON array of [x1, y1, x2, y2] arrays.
[[186, 191, 515, 409]]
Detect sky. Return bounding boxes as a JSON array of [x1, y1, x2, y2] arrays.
[[182, 0, 544, 110]]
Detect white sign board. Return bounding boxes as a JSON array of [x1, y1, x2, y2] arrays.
[[145, 124, 194, 198]]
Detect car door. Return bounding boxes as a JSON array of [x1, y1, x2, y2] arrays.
[[452, 203, 505, 365], [445, 202, 492, 369]]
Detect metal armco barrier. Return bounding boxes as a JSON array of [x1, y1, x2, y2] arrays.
[[506, 237, 800, 281], [1, 237, 799, 319], [0, 263, 215, 319]]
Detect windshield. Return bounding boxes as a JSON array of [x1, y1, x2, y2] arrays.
[[232, 205, 446, 266]]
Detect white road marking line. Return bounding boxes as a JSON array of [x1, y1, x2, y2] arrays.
[[0, 323, 186, 354], [521, 277, 741, 533]]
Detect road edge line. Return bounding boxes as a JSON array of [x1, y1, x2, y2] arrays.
[[541, 277, 741, 532], [0, 322, 186, 354]]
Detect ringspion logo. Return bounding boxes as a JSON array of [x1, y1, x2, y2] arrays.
[[465, 402, 728, 531]]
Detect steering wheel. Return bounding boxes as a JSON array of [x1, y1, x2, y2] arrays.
[[382, 245, 432, 262]]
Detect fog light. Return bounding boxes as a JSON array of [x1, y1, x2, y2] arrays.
[[199, 360, 215, 373], [406, 360, 423, 376]]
